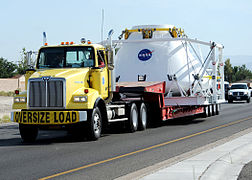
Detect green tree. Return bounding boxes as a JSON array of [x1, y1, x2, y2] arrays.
[[233, 64, 252, 82], [224, 58, 233, 82], [0, 57, 17, 78], [17, 48, 29, 74], [224, 58, 252, 82]]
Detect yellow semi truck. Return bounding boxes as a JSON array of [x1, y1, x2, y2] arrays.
[[11, 26, 225, 142], [12, 37, 117, 141]]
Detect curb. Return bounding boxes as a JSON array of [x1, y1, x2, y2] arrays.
[[116, 127, 252, 180]]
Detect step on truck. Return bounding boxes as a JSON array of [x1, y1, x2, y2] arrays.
[[11, 25, 225, 142]]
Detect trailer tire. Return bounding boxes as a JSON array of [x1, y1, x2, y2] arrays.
[[19, 124, 38, 143], [138, 103, 147, 131], [216, 104, 220, 115], [208, 105, 212, 117], [203, 106, 209, 118], [127, 103, 138, 132], [212, 104, 216, 116], [87, 107, 102, 141]]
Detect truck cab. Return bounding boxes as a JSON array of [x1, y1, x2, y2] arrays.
[[12, 42, 111, 142]]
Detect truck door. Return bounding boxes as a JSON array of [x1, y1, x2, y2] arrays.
[[90, 50, 109, 99]]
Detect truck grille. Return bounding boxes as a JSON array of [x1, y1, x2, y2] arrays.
[[28, 78, 65, 108], [233, 92, 244, 96]]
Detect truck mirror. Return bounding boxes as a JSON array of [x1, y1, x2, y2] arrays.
[[108, 65, 114, 70]]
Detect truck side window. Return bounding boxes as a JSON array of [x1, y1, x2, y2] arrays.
[[80, 50, 94, 67], [97, 50, 105, 68]]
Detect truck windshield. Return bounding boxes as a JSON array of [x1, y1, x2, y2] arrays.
[[231, 84, 247, 89], [37, 46, 95, 69]]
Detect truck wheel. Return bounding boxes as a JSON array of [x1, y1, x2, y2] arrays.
[[127, 103, 138, 132], [228, 99, 233, 103], [87, 107, 102, 141], [247, 98, 250, 103], [19, 124, 38, 143], [138, 103, 147, 131], [203, 106, 209, 118]]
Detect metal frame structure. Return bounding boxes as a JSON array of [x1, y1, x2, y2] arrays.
[[110, 37, 224, 106]]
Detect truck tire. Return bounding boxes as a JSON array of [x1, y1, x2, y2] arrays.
[[247, 98, 250, 103], [87, 107, 102, 141], [138, 103, 147, 131], [228, 99, 233, 103], [127, 103, 138, 132], [19, 124, 38, 143]]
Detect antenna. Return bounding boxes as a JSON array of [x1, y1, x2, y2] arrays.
[[101, 9, 104, 42]]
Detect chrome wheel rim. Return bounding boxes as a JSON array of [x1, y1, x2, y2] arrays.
[[93, 112, 101, 135], [132, 108, 138, 128], [141, 107, 147, 127]]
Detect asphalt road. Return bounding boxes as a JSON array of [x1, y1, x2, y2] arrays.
[[1, 102, 252, 180]]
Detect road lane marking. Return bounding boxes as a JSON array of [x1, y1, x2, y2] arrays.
[[40, 116, 252, 180]]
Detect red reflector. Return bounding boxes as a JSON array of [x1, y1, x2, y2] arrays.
[[70, 41, 74, 45], [66, 42, 69, 45], [15, 90, 19, 95], [61, 42, 64, 45], [84, 89, 89, 94]]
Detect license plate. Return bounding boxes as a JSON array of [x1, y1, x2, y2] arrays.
[[13, 111, 80, 125], [236, 97, 241, 100]]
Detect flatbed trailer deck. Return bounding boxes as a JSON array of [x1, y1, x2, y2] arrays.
[[115, 81, 209, 122]]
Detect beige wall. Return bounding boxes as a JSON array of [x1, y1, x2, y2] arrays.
[[0, 76, 25, 92]]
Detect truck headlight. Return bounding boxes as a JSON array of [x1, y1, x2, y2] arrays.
[[244, 92, 248, 95], [14, 97, 27, 103], [73, 96, 88, 102], [228, 92, 232, 95]]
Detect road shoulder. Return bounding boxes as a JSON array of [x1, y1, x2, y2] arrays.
[[116, 127, 252, 180]]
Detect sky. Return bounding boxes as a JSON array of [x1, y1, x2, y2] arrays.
[[0, 0, 252, 64]]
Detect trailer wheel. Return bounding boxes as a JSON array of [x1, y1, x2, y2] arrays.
[[216, 104, 220, 115], [208, 105, 212, 117], [127, 103, 138, 132], [212, 104, 216, 116], [19, 124, 38, 143], [87, 107, 102, 141], [203, 106, 209, 118], [247, 98, 250, 103], [138, 103, 147, 131]]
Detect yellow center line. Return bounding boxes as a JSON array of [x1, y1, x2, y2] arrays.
[[39, 116, 252, 180]]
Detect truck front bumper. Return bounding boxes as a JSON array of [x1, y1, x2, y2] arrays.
[[228, 95, 249, 101], [11, 110, 87, 125]]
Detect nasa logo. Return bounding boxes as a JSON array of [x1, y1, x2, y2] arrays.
[[138, 49, 153, 61], [102, 77, 105, 85]]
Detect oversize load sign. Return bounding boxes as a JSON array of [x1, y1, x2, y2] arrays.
[[13, 111, 79, 124]]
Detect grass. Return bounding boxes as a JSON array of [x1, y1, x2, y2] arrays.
[[0, 115, 11, 124], [0, 91, 15, 97]]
